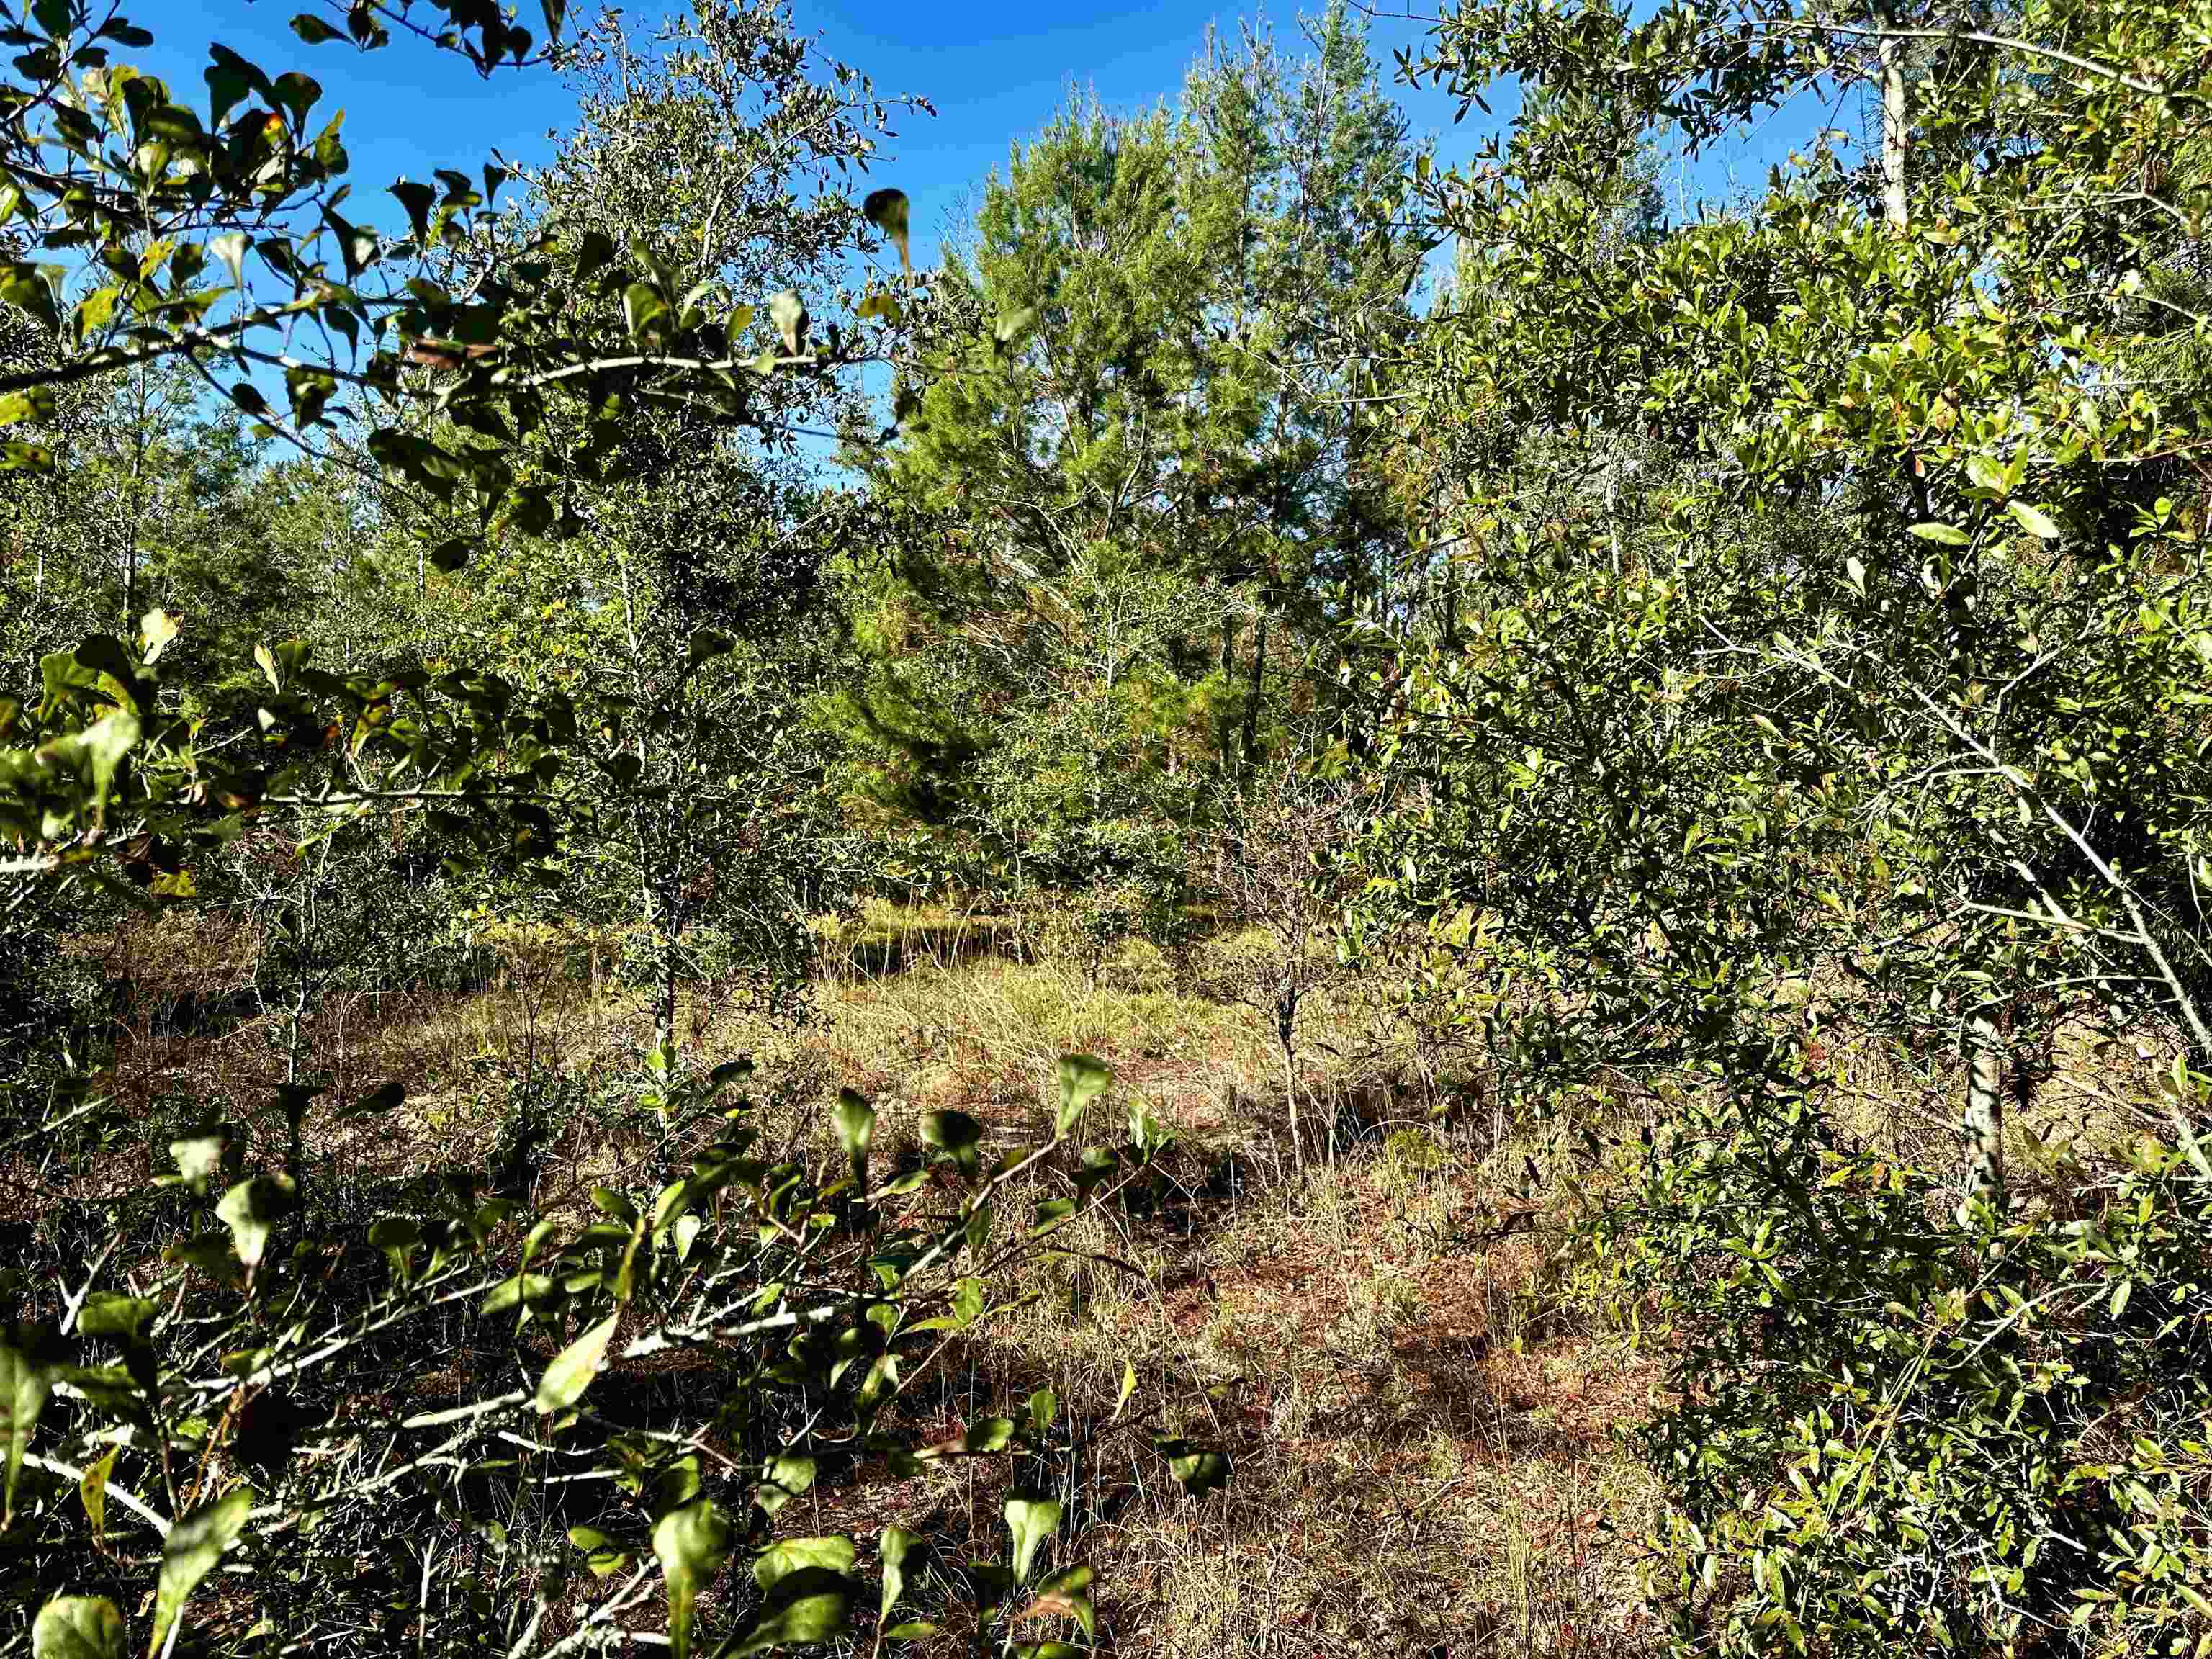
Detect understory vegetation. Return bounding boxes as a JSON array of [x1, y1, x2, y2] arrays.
[[1, 1, 2208, 1656]]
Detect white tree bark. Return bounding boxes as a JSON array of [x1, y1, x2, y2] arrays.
[[1960, 1010, 2008, 1223]]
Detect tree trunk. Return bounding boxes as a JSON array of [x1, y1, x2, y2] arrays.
[[1878, 13, 1909, 231], [1959, 1010, 2007, 1223], [1242, 603, 1268, 773], [654, 948, 678, 1061]]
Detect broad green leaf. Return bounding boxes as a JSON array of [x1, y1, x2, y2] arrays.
[[623, 281, 669, 341], [1016, 1564, 1095, 1640], [652, 1499, 731, 1659], [534, 1312, 618, 1413], [753, 1535, 854, 1592], [863, 187, 910, 274], [138, 610, 178, 663], [170, 1133, 225, 1196], [878, 1524, 920, 1623], [1055, 1054, 1111, 1137], [1154, 1437, 1231, 1496], [1907, 522, 1970, 547], [78, 1295, 155, 1346], [48, 707, 140, 814], [1004, 1496, 1060, 1583], [1, 1333, 53, 1524], [215, 1174, 296, 1275], [920, 1110, 983, 1177], [78, 1448, 117, 1540], [727, 1536, 853, 1656], [768, 289, 808, 355], [32, 1597, 124, 1659], [724, 1594, 848, 1657], [150, 1486, 253, 1658], [753, 1452, 814, 1517], [2008, 500, 2062, 539], [835, 1088, 875, 1187]]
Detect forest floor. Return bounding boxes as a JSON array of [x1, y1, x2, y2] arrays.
[[749, 938, 1660, 1658], [94, 905, 1668, 1658]]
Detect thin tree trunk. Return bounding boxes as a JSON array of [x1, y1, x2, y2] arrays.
[[1960, 1010, 2007, 1223], [1878, 12, 1909, 231], [655, 949, 678, 1060], [1242, 603, 1267, 773]]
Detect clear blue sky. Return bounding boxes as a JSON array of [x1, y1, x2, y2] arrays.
[[164, 0, 1506, 271], [158, 2, 1838, 265]]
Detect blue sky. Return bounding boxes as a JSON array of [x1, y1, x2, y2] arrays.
[[153, 1, 1846, 269], [161, 0, 1503, 270]]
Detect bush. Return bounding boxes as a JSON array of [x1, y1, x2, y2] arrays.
[[3, 1051, 1217, 1657], [1612, 1069, 2212, 1657]]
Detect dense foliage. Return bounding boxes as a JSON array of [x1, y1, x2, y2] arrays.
[[2, 0, 2208, 1653]]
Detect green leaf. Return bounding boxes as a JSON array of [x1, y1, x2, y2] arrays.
[[151, 1487, 253, 1658], [389, 180, 435, 242], [289, 14, 346, 45], [215, 1174, 296, 1275], [727, 1536, 853, 1656], [47, 707, 140, 816], [878, 1524, 920, 1624], [1016, 1564, 1095, 1640], [2008, 500, 2062, 539], [1055, 1054, 1111, 1138], [753, 1452, 814, 1517], [652, 1499, 731, 1659], [78, 1295, 155, 1346], [724, 1594, 848, 1657], [534, 1311, 618, 1413], [541, 0, 567, 41], [623, 281, 669, 341], [835, 1089, 875, 1187], [1, 1333, 53, 1524], [32, 1597, 124, 1659], [1154, 1437, 1231, 1496], [169, 1133, 226, 1197], [139, 610, 178, 664], [208, 233, 248, 289], [754, 1535, 854, 1593], [1004, 1496, 1059, 1583], [920, 1110, 983, 1177], [863, 188, 910, 274], [79, 1447, 117, 1540], [1907, 522, 1971, 547], [768, 289, 808, 355]]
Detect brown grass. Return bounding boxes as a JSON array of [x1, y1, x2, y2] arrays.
[[68, 911, 1671, 1658]]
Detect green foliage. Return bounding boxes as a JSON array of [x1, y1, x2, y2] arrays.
[[1613, 1074, 2212, 1655], [824, 6, 1426, 891], [1346, 0, 2212, 1646], [8, 1051, 1220, 1654], [0, 0, 907, 900]]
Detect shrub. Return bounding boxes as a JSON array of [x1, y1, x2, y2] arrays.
[[1612, 1069, 2212, 1657], [4, 1051, 1217, 1656]]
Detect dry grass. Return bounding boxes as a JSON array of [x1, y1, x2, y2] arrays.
[[713, 931, 1666, 1658], [73, 910, 1669, 1657]]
